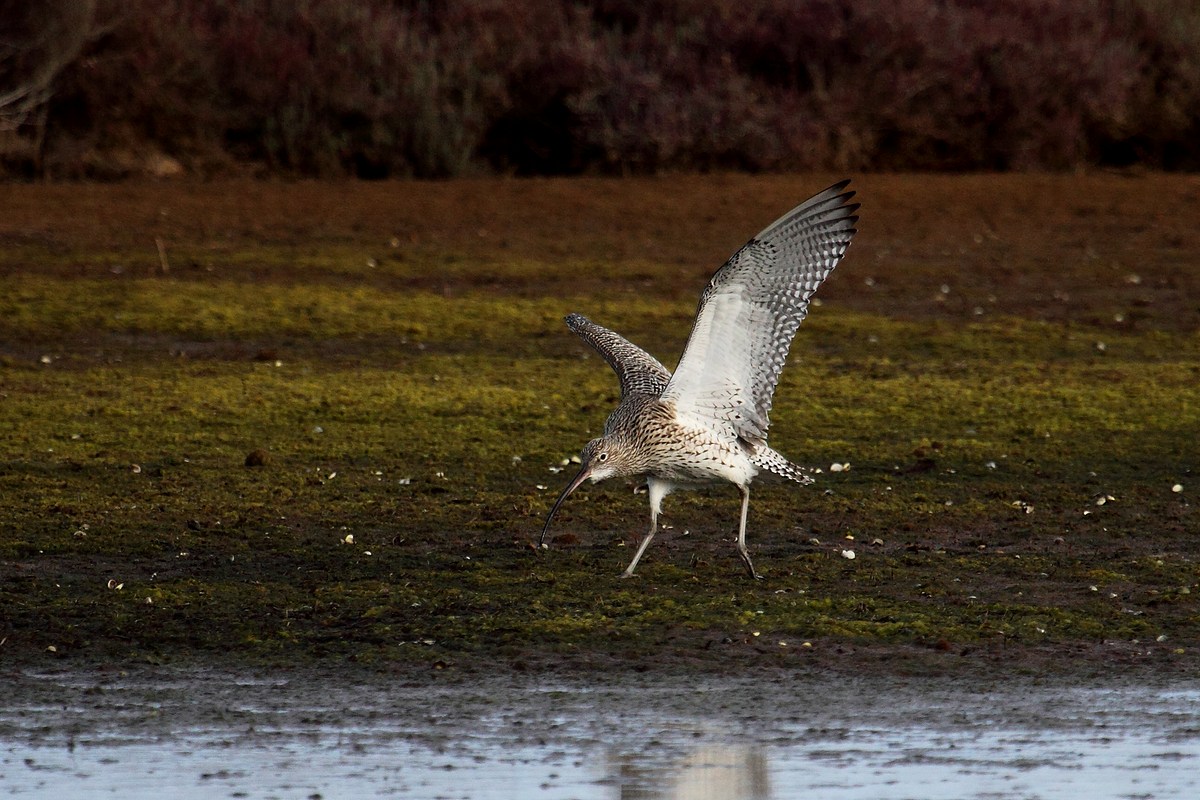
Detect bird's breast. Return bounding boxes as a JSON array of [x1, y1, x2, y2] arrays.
[[638, 414, 759, 486]]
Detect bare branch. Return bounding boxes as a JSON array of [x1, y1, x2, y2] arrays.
[[0, 0, 99, 130]]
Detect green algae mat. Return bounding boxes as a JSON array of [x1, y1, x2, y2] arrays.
[[1, 175, 1197, 672]]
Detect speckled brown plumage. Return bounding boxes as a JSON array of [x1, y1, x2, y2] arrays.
[[541, 181, 859, 579]]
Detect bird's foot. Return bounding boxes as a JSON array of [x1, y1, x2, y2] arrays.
[[738, 552, 762, 580]]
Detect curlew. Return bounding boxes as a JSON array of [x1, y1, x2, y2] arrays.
[[540, 181, 859, 579]]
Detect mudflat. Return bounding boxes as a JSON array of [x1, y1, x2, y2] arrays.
[[1, 173, 1197, 678]]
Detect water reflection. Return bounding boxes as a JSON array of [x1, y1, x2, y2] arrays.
[[1, 668, 1198, 799], [610, 744, 770, 800]]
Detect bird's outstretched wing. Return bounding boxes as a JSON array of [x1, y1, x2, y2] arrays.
[[565, 313, 672, 398], [660, 181, 858, 443]]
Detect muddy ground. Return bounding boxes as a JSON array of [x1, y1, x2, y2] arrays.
[[0, 173, 1197, 679]]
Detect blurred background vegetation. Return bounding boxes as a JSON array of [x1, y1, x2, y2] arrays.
[[2, 0, 1199, 179]]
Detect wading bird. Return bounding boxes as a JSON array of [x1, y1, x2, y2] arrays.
[[540, 181, 858, 579]]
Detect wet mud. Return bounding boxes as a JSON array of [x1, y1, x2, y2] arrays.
[[2, 663, 1198, 798]]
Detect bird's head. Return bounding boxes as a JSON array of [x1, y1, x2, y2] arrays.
[[539, 436, 635, 547], [579, 436, 637, 482]]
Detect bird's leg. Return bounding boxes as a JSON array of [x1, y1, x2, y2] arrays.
[[621, 509, 657, 578], [735, 485, 762, 580]]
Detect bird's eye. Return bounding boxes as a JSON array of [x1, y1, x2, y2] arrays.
[[598, 452, 608, 462]]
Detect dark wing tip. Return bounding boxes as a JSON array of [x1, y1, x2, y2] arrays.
[[824, 185, 857, 209], [823, 179, 856, 207], [826, 180, 856, 211]]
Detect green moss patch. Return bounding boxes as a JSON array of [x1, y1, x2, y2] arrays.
[[1, 177, 1196, 673]]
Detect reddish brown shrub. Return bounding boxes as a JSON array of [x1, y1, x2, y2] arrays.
[[6, 0, 1198, 177]]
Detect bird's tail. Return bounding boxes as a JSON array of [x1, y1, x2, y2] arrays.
[[753, 446, 815, 485]]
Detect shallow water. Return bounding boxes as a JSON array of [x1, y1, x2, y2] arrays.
[[2, 666, 1198, 799]]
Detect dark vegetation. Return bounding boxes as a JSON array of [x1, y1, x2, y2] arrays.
[[0, 174, 1197, 673], [3, 0, 1200, 179]]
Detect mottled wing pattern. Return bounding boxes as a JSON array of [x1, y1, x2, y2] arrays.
[[565, 313, 672, 399], [661, 181, 858, 443]]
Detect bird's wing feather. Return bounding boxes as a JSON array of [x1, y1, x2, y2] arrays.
[[565, 313, 672, 398], [661, 181, 858, 442]]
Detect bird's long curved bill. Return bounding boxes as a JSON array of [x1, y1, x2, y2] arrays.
[[539, 464, 590, 546]]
